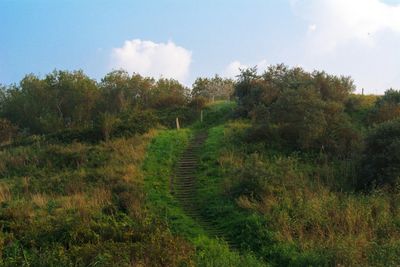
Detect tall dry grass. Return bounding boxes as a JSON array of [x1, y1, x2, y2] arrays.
[[0, 183, 11, 203], [220, 122, 400, 266]]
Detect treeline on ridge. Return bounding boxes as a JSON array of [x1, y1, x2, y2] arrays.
[[0, 70, 234, 143]]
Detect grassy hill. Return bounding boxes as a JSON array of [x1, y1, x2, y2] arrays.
[[0, 101, 266, 266], [2, 66, 400, 266]]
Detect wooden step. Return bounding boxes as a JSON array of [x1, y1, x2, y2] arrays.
[[170, 132, 238, 250]]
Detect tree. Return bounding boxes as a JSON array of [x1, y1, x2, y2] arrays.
[[192, 75, 234, 101], [0, 84, 5, 109], [99, 70, 155, 113], [44, 70, 99, 127], [313, 71, 355, 102], [1, 74, 51, 133], [150, 78, 189, 109], [0, 70, 99, 134]]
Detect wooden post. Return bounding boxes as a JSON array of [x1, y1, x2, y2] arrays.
[[200, 110, 203, 123], [176, 117, 180, 130]]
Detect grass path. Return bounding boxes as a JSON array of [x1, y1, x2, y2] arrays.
[[171, 131, 237, 249], [141, 109, 267, 266]]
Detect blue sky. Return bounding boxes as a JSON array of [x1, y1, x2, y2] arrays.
[[1, 0, 400, 94]]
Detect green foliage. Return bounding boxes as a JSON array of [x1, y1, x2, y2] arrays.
[[194, 236, 266, 267], [197, 101, 236, 128], [0, 70, 198, 138], [156, 106, 198, 129], [380, 89, 400, 103], [110, 110, 158, 137], [369, 89, 400, 124], [11, 110, 158, 145], [2, 66, 400, 266], [359, 118, 400, 189], [99, 70, 154, 112], [0, 118, 18, 144], [142, 126, 267, 266], [191, 115, 400, 266], [1, 71, 99, 134], [188, 96, 207, 111], [192, 75, 234, 101], [0, 132, 196, 266], [234, 64, 361, 155], [345, 94, 377, 127], [150, 78, 190, 109], [96, 112, 121, 142], [266, 87, 328, 150]]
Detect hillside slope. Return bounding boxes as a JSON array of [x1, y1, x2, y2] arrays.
[[2, 99, 400, 266]]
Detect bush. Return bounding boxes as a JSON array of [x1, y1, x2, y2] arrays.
[[359, 118, 400, 189], [113, 110, 158, 137], [234, 65, 360, 155], [45, 110, 157, 144], [96, 112, 121, 141], [368, 89, 400, 124], [47, 127, 101, 144], [194, 235, 265, 267], [189, 96, 207, 111], [0, 118, 18, 144], [156, 107, 198, 129]]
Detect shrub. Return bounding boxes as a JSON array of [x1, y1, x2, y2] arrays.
[[96, 112, 121, 141], [194, 235, 266, 267], [113, 110, 158, 137], [369, 89, 400, 124], [0, 118, 18, 144], [359, 118, 400, 189], [149, 78, 189, 109], [156, 107, 197, 128], [234, 65, 359, 155], [47, 110, 157, 144], [189, 96, 207, 111], [47, 127, 101, 144]]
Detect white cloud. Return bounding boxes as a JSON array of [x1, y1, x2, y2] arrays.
[[222, 59, 268, 78], [308, 24, 317, 32], [110, 39, 192, 82], [290, 0, 400, 93], [222, 61, 248, 78], [292, 0, 400, 52]]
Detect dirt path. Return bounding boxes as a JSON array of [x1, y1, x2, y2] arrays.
[[171, 131, 236, 248]]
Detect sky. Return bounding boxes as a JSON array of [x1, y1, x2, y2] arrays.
[[1, 0, 400, 94]]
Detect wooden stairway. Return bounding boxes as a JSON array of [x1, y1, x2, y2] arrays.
[[171, 132, 237, 249]]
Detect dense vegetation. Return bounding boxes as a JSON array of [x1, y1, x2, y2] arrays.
[[1, 65, 400, 266], [189, 65, 400, 266]]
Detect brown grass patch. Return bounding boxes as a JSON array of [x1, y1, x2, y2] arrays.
[[0, 183, 11, 203], [31, 193, 48, 208]]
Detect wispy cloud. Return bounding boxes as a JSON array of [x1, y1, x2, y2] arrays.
[[292, 0, 400, 52], [291, 0, 400, 93]]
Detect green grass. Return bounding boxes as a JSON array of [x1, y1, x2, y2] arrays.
[[192, 118, 400, 266], [141, 102, 267, 266], [0, 131, 196, 266], [142, 128, 205, 237], [3, 99, 396, 266]]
